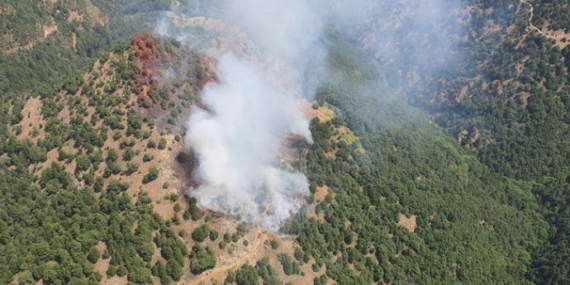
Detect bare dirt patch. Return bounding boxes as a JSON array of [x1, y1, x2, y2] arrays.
[[398, 214, 417, 233], [43, 24, 58, 38], [177, 225, 270, 285], [67, 11, 83, 23], [84, 1, 107, 26], [313, 185, 330, 203], [13, 97, 46, 143], [100, 276, 128, 285], [301, 100, 334, 123], [93, 242, 110, 279], [456, 85, 469, 103], [307, 185, 329, 221]]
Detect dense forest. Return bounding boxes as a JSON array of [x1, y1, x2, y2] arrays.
[[277, 32, 546, 284], [348, 0, 570, 283], [0, 0, 172, 95], [2, 0, 570, 284]]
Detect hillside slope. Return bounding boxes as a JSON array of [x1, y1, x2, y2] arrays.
[[281, 33, 546, 285], [349, 0, 570, 282], [0, 34, 221, 285], [2, 0, 570, 284], [0, 0, 172, 95]]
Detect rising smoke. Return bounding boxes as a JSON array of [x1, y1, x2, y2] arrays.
[[185, 54, 312, 229], [171, 0, 326, 230], [156, 0, 464, 230]]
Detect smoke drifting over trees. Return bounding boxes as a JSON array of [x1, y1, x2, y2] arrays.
[[153, 0, 326, 229], [156, 0, 464, 230], [184, 54, 311, 229]]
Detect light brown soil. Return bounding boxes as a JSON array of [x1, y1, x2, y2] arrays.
[[43, 24, 58, 38], [313, 185, 330, 203], [456, 85, 469, 103], [93, 242, 110, 280], [517, 0, 570, 49], [67, 11, 83, 23], [100, 276, 128, 285], [307, 185, 329, 221], [11, 35, 325, 285], [398, 214, 417, 233], [14, 97, 46, 143], [301, 100, 334, 123], [177, 225, 268, 285]]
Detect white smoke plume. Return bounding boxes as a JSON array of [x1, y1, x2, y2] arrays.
[[169, 0, 327, 230], [185, 54, 311, 230], [155, 0, 464, 229], [223, 0, 324, 69]]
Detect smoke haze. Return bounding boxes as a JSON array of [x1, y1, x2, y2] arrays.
[[169, 0, 327, 230], [155, 0, 465, 230], [185, 54, 311, 229]]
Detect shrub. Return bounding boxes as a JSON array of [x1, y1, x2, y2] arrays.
[[142, 167, 159, 184]]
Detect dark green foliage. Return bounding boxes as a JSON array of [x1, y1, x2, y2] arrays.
[[0, 162, 187, 285], [142, 167, 159, 184], [277, 254, 300, 276], [87, 246, 101, 264], [209, 229, 219, 241], [119, 139, 135, 149], [192, 225, 210, 242], [228, 264, 260, 285], [528, 175, 570, 284], [127, 266, 153, 284], [168, 193, 179, 202], [189, 244, 216, 274], [126, 109, 143, 136], [93, 177, 105, 193], [176, 152, 191, 163], [158, 138, 167, 150], [75, 154, 91, 172], [3, 1, 570, 283], [187, 198, 202, 221], [293, 247, 305, 263], [223, 233, 231, 243], [256, 258, 282, 285], [166, 260, 183, 281], [154, 229, 188, 265], [124, 162, 139, 175], [106, 148, 118, 163], [182, 210, 191, 221], [106, 180, 129, 194], [344, 1, 570, 282], [280, 33, 547, 285], [313, 275, 328, 285], [122, 147, 135, 161], [236, 222, 249, 237], [143, 154, 153, 162]]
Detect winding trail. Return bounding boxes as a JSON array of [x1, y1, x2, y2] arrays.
[[520, 0, 548, 37], [518, 0, 570, 48], [178, 230, 265, 285]]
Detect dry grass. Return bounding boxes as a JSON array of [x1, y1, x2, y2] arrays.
[[307, 185, 329, 221], [398, 214, 417, 233], [43, 24, 58, 38], [9, 41, 325, 285], [93, 242, 111, 281], [301, 100, 334, 123], [13, 97, 46, 143], [67, 11, 83, 23]]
